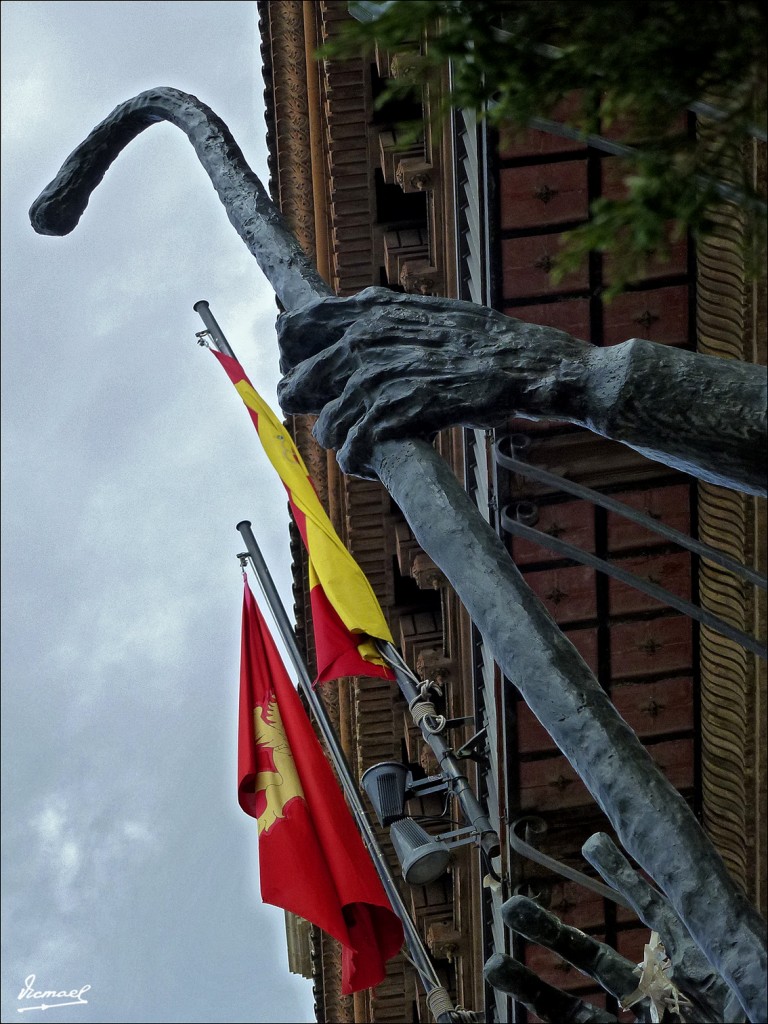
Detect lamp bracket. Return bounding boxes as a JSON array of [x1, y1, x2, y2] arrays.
[[455, 726, 489, 763], [434, 824, 488, 851], [406, 773, 450, 800]]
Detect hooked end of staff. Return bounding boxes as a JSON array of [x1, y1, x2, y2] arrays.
[[29, 184, 81, 236]]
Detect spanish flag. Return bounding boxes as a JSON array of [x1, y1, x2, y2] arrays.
[[213, 351, 394, 683], [239, 579, 404, 992]]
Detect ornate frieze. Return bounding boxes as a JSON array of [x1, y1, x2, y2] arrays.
[[695, 134, 767, 908]]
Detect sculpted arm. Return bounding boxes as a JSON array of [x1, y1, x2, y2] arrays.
[[278, 288, 767, 496]]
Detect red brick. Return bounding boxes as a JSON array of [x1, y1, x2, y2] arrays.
[[611, 676, 695, 738], [606, 484, 692, 553], [500, 161, 589, 230], [519, 756, 591, 811], [599, 110, 688, 142], [498, 94, 588, 159], [604, 232, 688, 286], [567, 627, 600, 675], [519, 738, 693, 812], [502, 235, 589, 300], [610, 616, 693, 678], [547, 881, 606, 929], [608, 551, 692, 615], [512, 500, 596, 566], [615, 927, 650, 965], [523, 564, 597, 624], [516, 701, 557, 755], [505, 298, 591, 340], [602, 285, 689, 347], [646, 737, 695, 791], [524, 938, 603, 992]]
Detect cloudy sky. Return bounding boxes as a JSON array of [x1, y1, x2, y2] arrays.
[[2, 3, 317, 1021]]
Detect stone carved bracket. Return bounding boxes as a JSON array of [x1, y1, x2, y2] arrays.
[[396, 156, 437, 194], [383, 227, 430, 284], [400, 259, 443, 296], [394, 520, 452, 588], [427, 921, 462, 962], [416, 646, 455, 683], [389, 51, 426, 82], [411, 552, 449, 590], [378, 129, 424, 185]]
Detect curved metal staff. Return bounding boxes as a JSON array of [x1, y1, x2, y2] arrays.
[[30, 88, 766, 1022]]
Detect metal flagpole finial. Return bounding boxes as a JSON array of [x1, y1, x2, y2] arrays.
[[193, 300, 238, 360]]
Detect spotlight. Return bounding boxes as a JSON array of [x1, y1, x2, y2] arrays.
[[389, 818, 452, 885], [360, 761, 410, 826], [361, 761, 453, 885]]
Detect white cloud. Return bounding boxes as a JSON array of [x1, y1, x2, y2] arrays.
[[27, 796, 159, 916]]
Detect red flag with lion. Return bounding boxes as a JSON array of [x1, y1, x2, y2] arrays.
[[238, 579, 403, 993]]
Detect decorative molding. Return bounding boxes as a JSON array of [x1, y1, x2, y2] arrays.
[[284, 912, 313, 979], [264, 0, 316, 256], [389, 51, 426, 81], [384, 227, 430, 286], [263, 6, 472, 1018], [319, 930, 356, 1023], [318, 0, 378, 295], [416, 647, 454, 683], [427, 921, 462, 962], [695, 158, 765, 903], [411, 552, 449, 591]]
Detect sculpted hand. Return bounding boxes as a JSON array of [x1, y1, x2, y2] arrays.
[[277, 287, 588, 478]]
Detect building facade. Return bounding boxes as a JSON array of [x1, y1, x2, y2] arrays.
[[258, 3, 766, 1021]]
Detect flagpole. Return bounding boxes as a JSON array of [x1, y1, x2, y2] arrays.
[[235, 521, 461, 1024]]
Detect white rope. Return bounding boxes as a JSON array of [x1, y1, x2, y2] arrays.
[[426, 986, 456, 1020], [409, 681, 447, 734]]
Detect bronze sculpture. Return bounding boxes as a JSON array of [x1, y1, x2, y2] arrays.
[[30, 88, 767, 1023], [276, 287, 767, 496]]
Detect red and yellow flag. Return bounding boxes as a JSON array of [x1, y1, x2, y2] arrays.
[[214, 351, 394, 684], [238, 579, 404, 992]]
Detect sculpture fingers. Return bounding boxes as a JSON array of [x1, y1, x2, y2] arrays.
[[313, 385, 369, 453], [306, 346, 504, 477], [278, 313, 425, 412], [484, 953, 619, 1023], [501, 895, 653, 1021], [334, 419, 380, 480], [278, 337, 363, 413], [333, 386, 456, 479], [277, 287, 506, 373], [582, 833, 739, 1023], [276, 299, 351, 370]]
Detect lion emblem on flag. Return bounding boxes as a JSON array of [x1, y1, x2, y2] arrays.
[[253, 697, 304, 835]]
